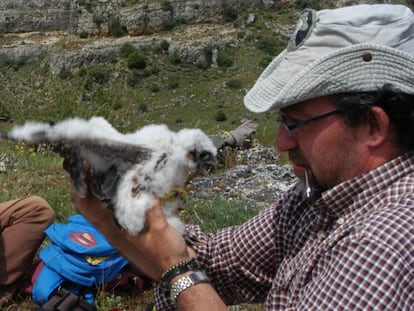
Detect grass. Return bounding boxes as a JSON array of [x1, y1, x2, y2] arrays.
[[182, 196, 261, 232]]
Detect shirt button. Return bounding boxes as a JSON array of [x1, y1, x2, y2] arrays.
[[286, 269, 293, 279], [317, 231, 324, 240], [336, 217, 345, 225]]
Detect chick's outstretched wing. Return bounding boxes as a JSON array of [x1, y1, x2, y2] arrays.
[[55, 139, 152, 201]]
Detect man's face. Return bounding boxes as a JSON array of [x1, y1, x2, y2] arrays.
[[276, 97, 366, 192]]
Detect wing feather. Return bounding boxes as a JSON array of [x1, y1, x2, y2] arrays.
[[55, 138, 152, 201]]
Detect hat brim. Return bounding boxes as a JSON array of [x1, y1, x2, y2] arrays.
[[244, 44, 414, 112]]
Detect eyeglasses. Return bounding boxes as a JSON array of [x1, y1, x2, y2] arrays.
[[278, 109, 343, 137]]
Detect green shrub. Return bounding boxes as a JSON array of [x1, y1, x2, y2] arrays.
[[203, 44, 215, 65], [127, 52, 147, 69], [78, 31, 88, 39], [223, 8, 238, 22], [162, 20, 177, 31], [169, 52, 181, 65], [255, 34, 285, 56], [120, 42, 137, 58], [78, 67, 87, 77], [58, 67, 72, 80], [259, 56, 273, 68], [2, 59, 26, 71], [89, 66, 111, 84], [161, 0, 173, 12], [295, 0, 323, 10], [109, 18, 127, 38], [225, 79, 242, 89], [160, 40, 170, 52], [215, 110, 227, 122], [217, 50, 234, 68]]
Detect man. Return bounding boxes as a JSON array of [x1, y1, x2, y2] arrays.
[[0, 196, 54, 307], [72, 3, 414, 310]]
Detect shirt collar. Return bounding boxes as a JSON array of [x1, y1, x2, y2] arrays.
[[316, 151, 414, 221]]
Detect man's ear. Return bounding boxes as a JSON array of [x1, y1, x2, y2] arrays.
[[365, 106, 391, 147]]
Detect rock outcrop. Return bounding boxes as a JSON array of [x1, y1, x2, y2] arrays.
[[189, 144, 297, 207], [0, 0, 399, 75], [0, 0, 274, 36], [0, 0, 271, 74]]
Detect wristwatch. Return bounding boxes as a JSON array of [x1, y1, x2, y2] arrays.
[[170, 271, 210, 303]]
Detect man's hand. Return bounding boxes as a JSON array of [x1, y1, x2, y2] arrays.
[[70, 160, 192, 280]]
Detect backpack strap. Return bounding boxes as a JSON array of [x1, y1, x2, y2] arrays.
[[32, 262, 66, 305], [36, 287, 97, 311]]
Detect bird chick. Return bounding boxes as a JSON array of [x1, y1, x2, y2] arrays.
[[1, 117, 217, 236]]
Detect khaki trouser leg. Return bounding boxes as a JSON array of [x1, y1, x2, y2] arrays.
[[0, 196, 54, 286]]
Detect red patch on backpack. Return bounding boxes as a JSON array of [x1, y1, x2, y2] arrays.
[[70, 232, 97, 247]]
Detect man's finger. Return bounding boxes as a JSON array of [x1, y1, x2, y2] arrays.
[[146, 198, 164, 219], [145, 198, 168, 231]]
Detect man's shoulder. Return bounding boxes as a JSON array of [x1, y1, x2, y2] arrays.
[[356, 196, 414, 261]]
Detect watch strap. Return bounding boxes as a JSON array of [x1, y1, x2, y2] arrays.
[[161, 257, 200, 284]]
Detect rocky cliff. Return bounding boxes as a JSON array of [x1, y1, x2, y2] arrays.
[[0, 0, 274, 36], [0, 0, 282, 74], [0, 0, 406, 75]]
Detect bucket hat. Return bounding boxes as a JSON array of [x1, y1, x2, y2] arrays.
[[244, 4, 414, 112]]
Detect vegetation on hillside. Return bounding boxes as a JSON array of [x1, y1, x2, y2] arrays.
[[0, 6, 296, 140]]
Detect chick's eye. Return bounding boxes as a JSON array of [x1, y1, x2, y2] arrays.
[[198, 151, 211, 161]]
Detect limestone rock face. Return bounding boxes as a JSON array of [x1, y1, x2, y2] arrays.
[[0, 0, 382, 74], [0, 0, 75, 33], [0, 0, 266, 35], [0, 0, 266, 74]]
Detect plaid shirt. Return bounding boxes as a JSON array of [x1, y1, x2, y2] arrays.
[[154, 152, 414, 310]]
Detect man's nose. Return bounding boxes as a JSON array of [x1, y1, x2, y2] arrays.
[[276, 123, 298, 152]]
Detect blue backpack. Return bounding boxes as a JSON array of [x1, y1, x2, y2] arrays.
[[32, 214, 130, 306]]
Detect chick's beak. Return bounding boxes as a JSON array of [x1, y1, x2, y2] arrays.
[[191, 150, 218, 173]]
